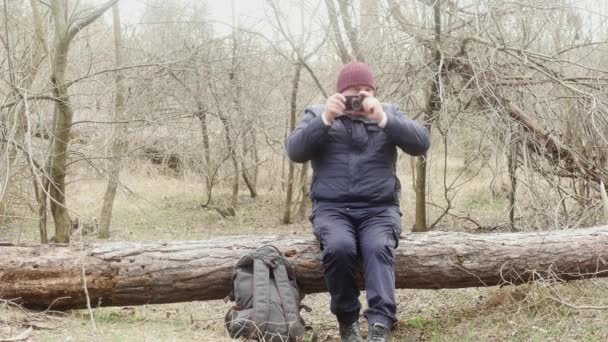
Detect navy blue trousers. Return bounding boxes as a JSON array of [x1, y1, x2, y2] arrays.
[[310, 201, 401, 328]]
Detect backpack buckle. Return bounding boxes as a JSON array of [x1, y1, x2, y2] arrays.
[[263, 257, 279, 268]]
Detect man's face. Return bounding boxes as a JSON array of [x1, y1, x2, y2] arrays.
[[341, 85, 374, 96]]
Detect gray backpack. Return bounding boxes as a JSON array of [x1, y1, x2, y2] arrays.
[[224, 245, 307, 341]]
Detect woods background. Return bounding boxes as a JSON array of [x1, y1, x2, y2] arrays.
[[1, 0, 608, 341]]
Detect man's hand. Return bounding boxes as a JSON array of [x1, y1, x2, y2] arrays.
[[360, 91, 387, 125], [322, 93, 346, 125]]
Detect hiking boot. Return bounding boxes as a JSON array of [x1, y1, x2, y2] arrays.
[[339, 320, 363, 342], [367, 323, 390, 342]]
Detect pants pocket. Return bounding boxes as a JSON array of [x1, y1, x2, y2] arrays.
[[313, 228, 325, 251], [390, 207, 402, 248], [389, 228, 400, 249]]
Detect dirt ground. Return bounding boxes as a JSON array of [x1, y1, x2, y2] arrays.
[[4, 281, 608, 341]]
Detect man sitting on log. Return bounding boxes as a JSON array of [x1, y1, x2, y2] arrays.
[[286, 61, 430, 342]]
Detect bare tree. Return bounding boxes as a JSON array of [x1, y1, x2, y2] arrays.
[[0, 0, 48, 227], [383, 0, 608, 231], [1, 0, 606, 250], [265, 0, 327, 224], [47, 0, 118, 242]]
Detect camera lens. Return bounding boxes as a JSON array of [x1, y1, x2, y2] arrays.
[[352, 98, 363, 111]]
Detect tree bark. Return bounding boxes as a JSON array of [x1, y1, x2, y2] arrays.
[[508, 135, 519, 231], [240, 161, 257, 199], [48, 0, 75, 242], [338, 0, 364, 62], [297, 161, 310, 221], [602, 181, 608, 224], [227, 3, 241, 210], [33, 178, 49, 244], [324, 0, 350, 63], [413, 0, 442, 232], [2, 226, 608, 310], [98, 3, 127, 239], [195, 105, 212, 203], [220, 114, 239, 211], [359, 0, 379, 61], [283, 62, 303, 224], [251, 132, 259, 188]]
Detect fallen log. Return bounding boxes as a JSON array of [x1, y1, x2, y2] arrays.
[[2, 226, 608, 310]]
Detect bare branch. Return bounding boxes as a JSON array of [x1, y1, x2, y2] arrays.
[[66, 0, 118, 43]]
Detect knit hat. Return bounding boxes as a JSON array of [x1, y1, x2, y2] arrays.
[[336, 61, 376, 93]]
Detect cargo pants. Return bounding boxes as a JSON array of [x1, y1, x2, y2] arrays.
[[309, 201, 402, 328]]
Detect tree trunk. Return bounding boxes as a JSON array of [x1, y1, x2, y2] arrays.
[[283, 62, 302, 224], [601, 181, 608, 224], [227, 4, 241, 210], [48, 24, 74, 242], [2, 226, 608, 310], [297, 161, 310, 221], [240, 131, 257, 198], [33, 179, 49, 244], [413, 157, 428, 232], [324, 0, 350, 63], [98, 3, 127, 239], [359, 0, 380, 61], [195, 105, 212, 203], [338, 0, 364, 62], [251, 132, 259, 188], [413, 0, 442, 232], [220, 115, 239, 211], [508, 137, 519, 231], [207, 82, 238, 213], [240, 160, 257, 198], [0, 196, 5, 225], [0, 150, 8, 224]]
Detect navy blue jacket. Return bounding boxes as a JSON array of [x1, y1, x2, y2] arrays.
[[286, 104, 430, 205]]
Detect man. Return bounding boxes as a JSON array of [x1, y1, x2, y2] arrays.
[[286, 61, 430, 342]]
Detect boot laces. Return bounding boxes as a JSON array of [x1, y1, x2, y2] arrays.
[[368, 323, 389, 341]]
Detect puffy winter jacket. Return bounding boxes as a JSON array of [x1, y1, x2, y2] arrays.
[[286, 104, 430, 205]]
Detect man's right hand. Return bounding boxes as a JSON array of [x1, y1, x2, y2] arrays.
[[322, 93, 346, 125]]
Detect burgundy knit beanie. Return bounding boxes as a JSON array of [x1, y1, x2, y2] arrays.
[[336, 61, 376, 93]]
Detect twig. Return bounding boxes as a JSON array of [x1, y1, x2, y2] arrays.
[[546, 296, 608, 310], [0, 327, 33, 342], [600, 181, 608, 225], [79, 236, 97, 331]]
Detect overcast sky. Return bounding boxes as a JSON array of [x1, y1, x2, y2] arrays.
[[118, 0, 318, 39], [115, 0, 606, 40]]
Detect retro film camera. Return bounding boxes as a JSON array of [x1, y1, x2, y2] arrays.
[[344, 95, 366, 112]]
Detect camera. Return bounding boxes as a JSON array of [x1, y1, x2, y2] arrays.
[[344, 95, 366, 112]]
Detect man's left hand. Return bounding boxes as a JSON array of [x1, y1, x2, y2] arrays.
[[360, 91, 386, 125]]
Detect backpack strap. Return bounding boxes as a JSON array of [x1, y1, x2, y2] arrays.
[[274, 263, 305, 337], [253, 258, 270, 334]]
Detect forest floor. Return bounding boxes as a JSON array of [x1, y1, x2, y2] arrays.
[[2, 170, 608, 341]]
